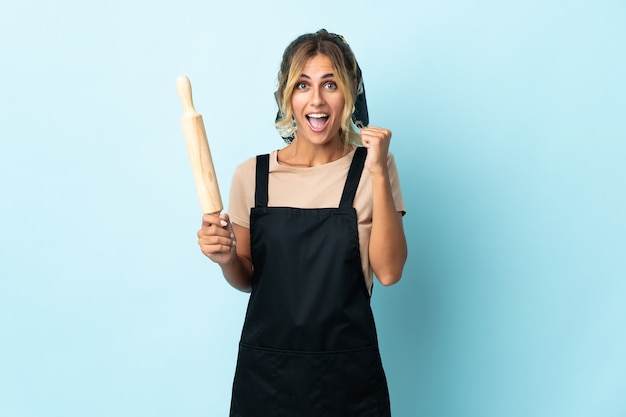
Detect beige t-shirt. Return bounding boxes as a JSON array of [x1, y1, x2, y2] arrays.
[[228, 147, 406, 293]]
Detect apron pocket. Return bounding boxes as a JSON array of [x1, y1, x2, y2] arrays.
[[231, 344, 390, 417]]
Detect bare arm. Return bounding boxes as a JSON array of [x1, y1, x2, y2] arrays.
[[198, 214, 253, 292], [361, 127, 408, 285]]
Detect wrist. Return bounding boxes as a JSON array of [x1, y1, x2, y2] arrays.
[[368, 167, 390, 182]]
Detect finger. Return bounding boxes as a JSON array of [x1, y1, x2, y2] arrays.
[[199, 234, 235, 252], [198, 225, 231, 242], [219, 213, 234, 234], [200, 230, 236, 248], [201, 243, 234, 258], [200, 239, 233, 251], [202, 213, 229, 228], [198, 225, 231, 244], [198, 232, 232, 244]]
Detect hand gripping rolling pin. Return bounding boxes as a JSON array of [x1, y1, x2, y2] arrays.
[[176, 76, 223, 215]]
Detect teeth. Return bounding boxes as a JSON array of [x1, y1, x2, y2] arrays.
[[307, 114, 328, 118]]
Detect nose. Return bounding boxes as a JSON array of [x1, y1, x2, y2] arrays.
[[310, 86, 325, 106]]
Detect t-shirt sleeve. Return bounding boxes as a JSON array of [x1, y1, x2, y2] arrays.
[[387, 152, 406, 216], [227, 157, 256, 229]]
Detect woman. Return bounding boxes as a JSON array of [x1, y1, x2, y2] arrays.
[[198, 29, 407, 417]]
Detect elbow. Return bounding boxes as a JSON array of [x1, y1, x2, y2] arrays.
[[376, 270, 403, 286], [374, 260, 406, 286], [226, 280, 252, 293], [370, 241, 407, 287], [236, 283, 253, 293], [372, 252, 407, 287]]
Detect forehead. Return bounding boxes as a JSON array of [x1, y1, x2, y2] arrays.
[[301, 54, 335, 76]]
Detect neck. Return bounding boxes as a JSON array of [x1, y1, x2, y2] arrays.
[[278, 138, 352, 168]]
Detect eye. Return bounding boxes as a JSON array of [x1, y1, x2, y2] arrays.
[[296, 82, 308, 90], [324, 82, 338, 90]]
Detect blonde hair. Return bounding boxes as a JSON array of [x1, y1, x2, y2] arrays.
[[275, 29, 362, 147]]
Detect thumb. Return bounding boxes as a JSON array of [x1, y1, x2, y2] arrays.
[[220, 213, 237, 248], [218, 213, 230, 228]]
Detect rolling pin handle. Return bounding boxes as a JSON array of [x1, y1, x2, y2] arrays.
[[176, 76, 197, 116]]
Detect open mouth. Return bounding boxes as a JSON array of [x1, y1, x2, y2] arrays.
[[306, 113, 330, 132]]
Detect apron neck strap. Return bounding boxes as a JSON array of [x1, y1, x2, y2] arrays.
[[339, 146, 367, 208], [254, 147, 367, 209], [255, 154, 270, 207]]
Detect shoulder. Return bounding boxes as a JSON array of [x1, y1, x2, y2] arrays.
[[232, 151, 279, 179], [233, 154, 259, 175]]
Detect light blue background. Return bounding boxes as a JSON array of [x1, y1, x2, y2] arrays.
[[1, 1, 625, 416]]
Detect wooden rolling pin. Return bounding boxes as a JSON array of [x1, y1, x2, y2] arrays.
[[176, 76, 223, 215]]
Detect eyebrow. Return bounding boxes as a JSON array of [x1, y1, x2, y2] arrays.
[[300, 73, 335, 79]]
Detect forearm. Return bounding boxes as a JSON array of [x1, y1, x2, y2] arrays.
[[220, 254, 253, 292], [368, 172, 407, 285]]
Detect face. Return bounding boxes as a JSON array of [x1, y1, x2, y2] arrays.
[[291, 54, 345, 147]]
